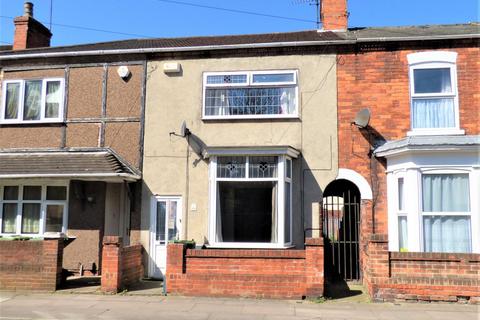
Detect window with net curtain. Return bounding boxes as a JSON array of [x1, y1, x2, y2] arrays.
[[2, 79, 63, 122], [422, 174, 471, 253], [203, 71, 297, 118], [1, 185, 67, 235]]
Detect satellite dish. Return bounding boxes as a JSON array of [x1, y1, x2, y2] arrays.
[[180, 120, 190, 137], [353, 108, 371, 128]]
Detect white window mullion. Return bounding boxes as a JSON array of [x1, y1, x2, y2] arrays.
[[16, 185, 23, 235], [39, 185, 46, 235], [40, 79, 47, 121], [208, 157, 218, 243], [407, 169, 421, 252], [387, 172, 399, 251], [277, 156, 285, 246], [0, 186, 3, 233], [19, 81, 25, 122]]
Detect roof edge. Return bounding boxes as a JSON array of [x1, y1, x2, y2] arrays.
[[1, 33, 478, 61]]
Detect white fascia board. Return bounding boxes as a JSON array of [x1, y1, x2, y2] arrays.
[[203, 146, 300, 159], [375, 145, 480, 158], [0, 173, 140, 182]]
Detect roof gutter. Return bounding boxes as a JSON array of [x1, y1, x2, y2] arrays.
[[0, 33, 477, 61], [0, 173, 141, 181]]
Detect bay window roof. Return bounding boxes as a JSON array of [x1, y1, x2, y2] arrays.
[[0, 149, 140, 182], [374, 135, 480, 157], [202, 146, 300, 159]]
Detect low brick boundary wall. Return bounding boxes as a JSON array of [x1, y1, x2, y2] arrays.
[[0, 238, 64, 291], [166, 238, 324, 299], [364, 234, 480, 304], [101, 236, 143, 293]]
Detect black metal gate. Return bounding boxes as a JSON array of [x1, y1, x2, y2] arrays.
[[322, 187, 360, 281]]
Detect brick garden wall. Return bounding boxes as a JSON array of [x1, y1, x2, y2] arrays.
[[166, 238, 324, 299], [121, 244, 144, 288], [0, 238, 63, 291], [364, 234, 480, 304], [101, 236, 143, 293]]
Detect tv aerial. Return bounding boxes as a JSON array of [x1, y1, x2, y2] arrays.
[[293, 0, 320, 29]]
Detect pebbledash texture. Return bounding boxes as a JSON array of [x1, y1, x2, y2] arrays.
[[0, 0, 479, 303]]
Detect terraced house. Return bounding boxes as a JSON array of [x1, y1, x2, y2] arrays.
[[0, 0, 478, 303], [0, 2, 145, 291]]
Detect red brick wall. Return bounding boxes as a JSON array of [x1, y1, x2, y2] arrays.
[[121, 244, 144, 288], [166, 238, 324, 299], [13, 17, 51, 50], [321, 0, 348, 30], [0, 238, 63, 291], [364, 234, 480, 304], [101, 236, 143, 293], [337, 45, 480, 236], [336, 45, 480, 288]]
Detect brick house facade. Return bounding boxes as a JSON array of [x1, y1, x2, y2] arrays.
[[1, 1, 478, 301], [335, 40, 479, 302]]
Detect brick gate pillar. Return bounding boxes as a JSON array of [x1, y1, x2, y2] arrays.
[[101, 236, 123, 293], [305, 237, 325, 297]]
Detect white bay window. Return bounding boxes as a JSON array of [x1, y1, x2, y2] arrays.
[[0, 184, 68, 236], [386, 165, 479, 254], [422, 174, 471, 253], [207, 148, 297, 248]]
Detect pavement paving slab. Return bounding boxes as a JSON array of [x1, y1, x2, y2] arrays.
[[0, 292, 479, 320]]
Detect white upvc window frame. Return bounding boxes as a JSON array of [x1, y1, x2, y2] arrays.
[[388, 166, 479, 253], [202, 70, 299, 120], [407, 51, 463, 136], [395, 174, 408, 251], [0, 182, 69, 237], [208, 154, 293, 249], [1, 78, 65, 124]]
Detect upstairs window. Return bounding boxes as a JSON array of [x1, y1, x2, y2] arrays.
[[203, 70, 298, 119], [1, 78, 64, 123], [407, 52, 461, 135]]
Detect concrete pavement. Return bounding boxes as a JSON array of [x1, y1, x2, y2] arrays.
[[0, 292, 478, 320]]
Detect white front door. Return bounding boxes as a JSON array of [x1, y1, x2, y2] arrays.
[[150, 196, 182, 279]]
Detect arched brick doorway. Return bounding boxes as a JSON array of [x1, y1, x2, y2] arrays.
[[322, 179, 361, 281]]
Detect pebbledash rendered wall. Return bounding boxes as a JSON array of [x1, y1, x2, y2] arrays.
[[166, 238, 324, 299], [336, 41, 480, 303]]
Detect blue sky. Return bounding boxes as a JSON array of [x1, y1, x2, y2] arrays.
[[0, 0, 478, 46]]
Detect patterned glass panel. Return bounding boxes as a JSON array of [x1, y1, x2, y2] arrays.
[[249, 156, 278, 178], [206, 74, 247, 84], [216, 156, 246, 178]]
